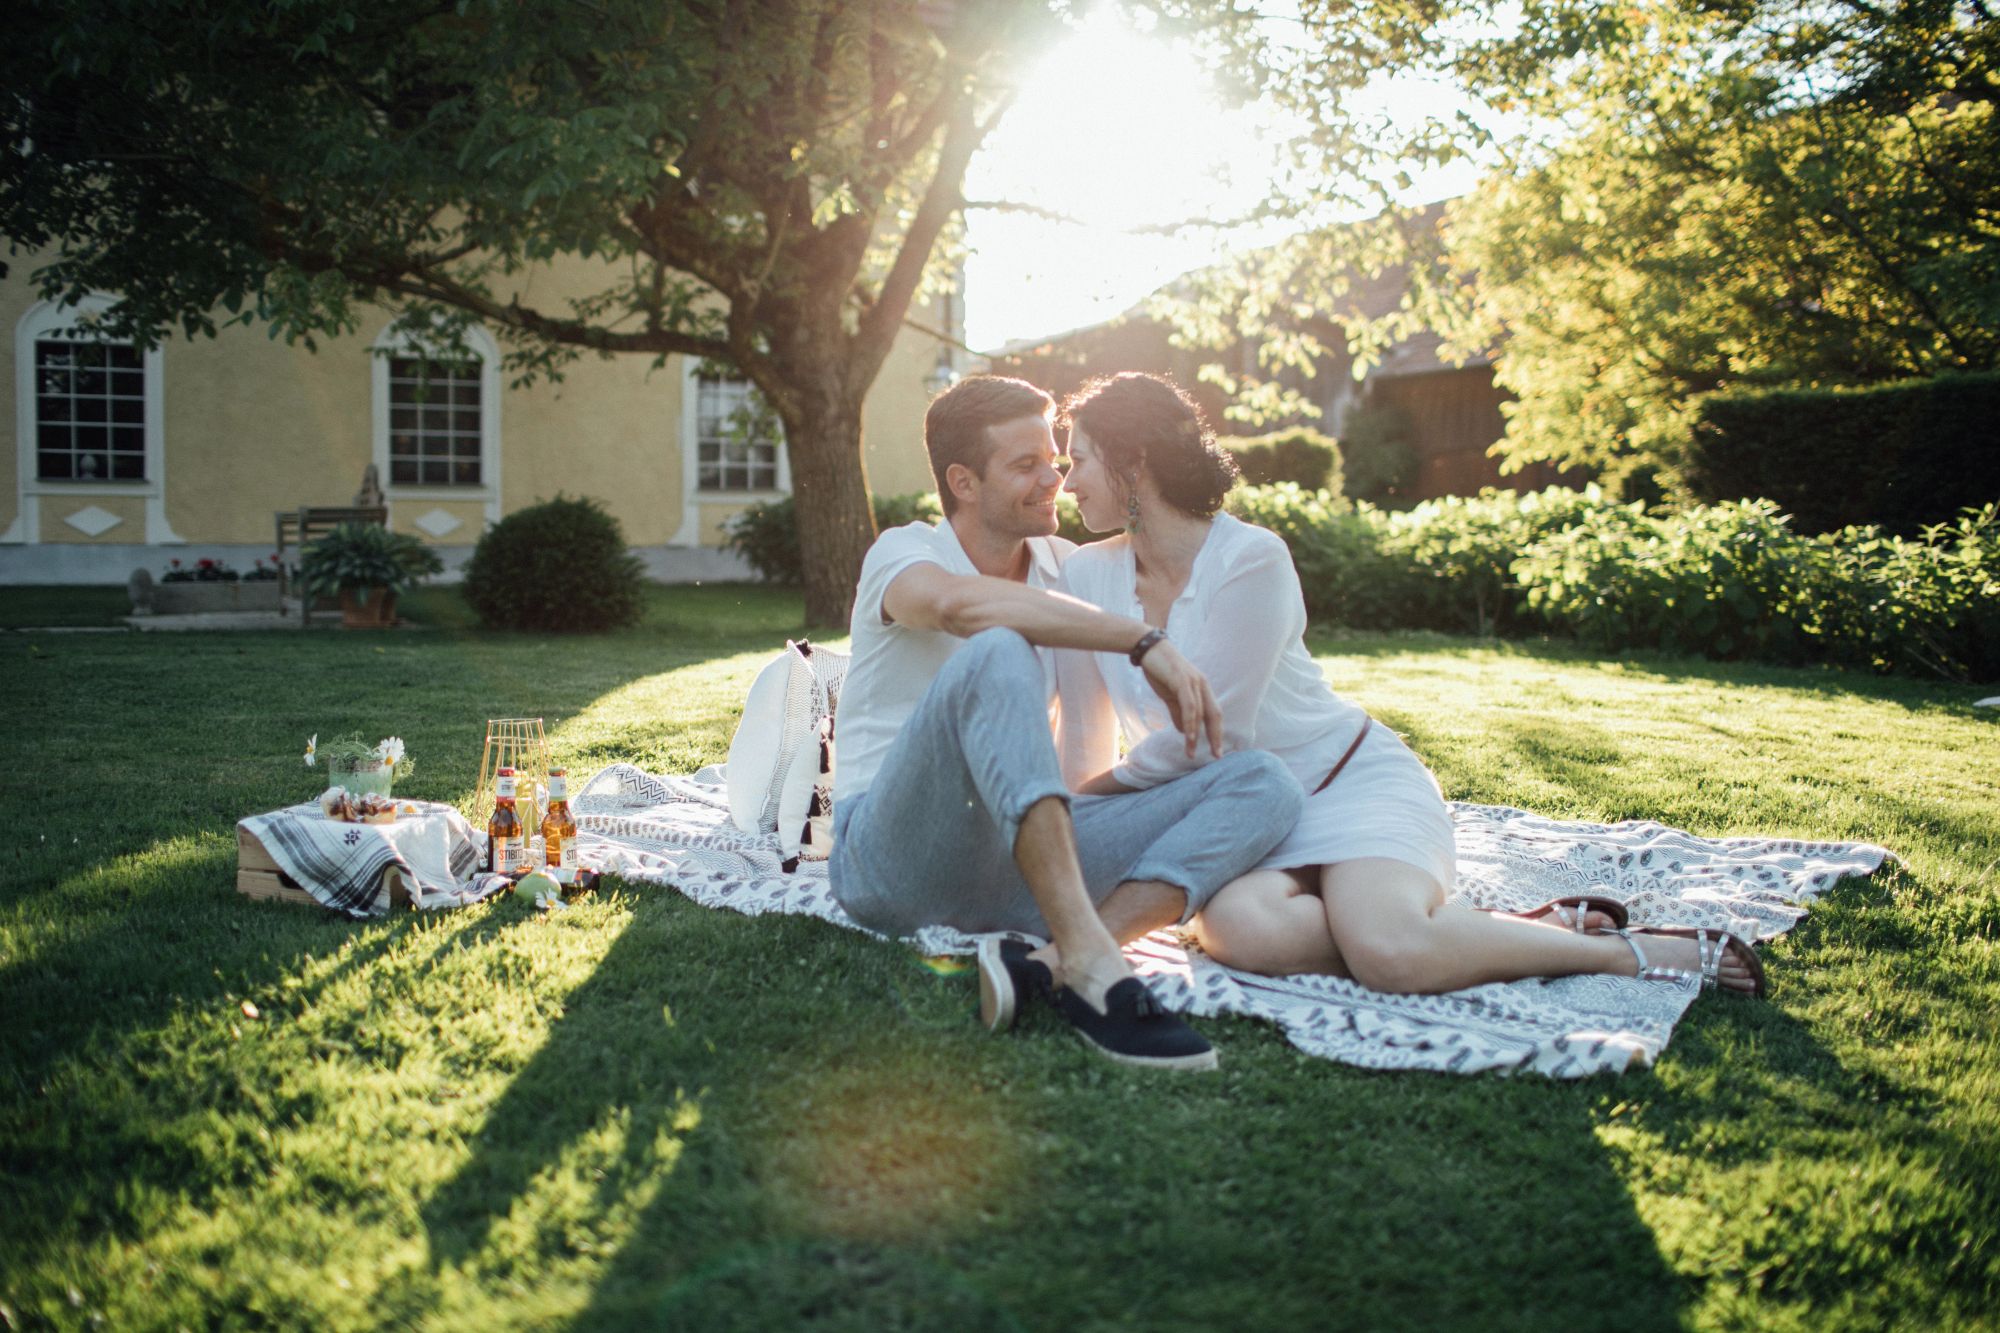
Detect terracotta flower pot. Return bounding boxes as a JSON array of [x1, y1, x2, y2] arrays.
[[337, 586, 399, 628]]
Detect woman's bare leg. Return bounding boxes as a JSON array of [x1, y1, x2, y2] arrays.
[[1318, 858, 1756, 994], [1189, 870, 1348, 977]]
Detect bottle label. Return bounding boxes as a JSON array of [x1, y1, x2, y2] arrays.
[[496, 773, 517, 800], [492, 835, 524, 875], [549, 773, 568, 800]]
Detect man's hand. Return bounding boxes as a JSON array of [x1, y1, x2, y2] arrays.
[[1139, 639, 1225, 759]]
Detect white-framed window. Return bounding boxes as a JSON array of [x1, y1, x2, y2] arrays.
[[674, 358, 788, 546], [33, 339, 148, 482], [693, 368, 784, 492], [370, 321, 502, 526], [386, 355, 485, 487], [8, 294, 178, 544]]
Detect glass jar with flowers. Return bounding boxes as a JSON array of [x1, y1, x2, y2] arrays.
[[305, 733, 411, 797]]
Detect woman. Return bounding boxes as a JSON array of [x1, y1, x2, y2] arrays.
[[1055, 373, 1763, 996]]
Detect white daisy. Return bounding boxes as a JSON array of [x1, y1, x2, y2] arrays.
[[303, 734, 318, 767]]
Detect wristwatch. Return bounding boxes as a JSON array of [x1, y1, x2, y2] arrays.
[[1128, 627, 1168, 667]]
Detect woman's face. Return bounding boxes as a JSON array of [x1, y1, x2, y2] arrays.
[[1061, 425, 1128, 534]]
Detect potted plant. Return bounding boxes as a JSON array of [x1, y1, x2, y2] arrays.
[[298, 523, 444, 627]]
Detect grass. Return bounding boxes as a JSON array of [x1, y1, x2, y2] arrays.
[[0, 584, 131, 629], [1, 583, 1995, 1331]]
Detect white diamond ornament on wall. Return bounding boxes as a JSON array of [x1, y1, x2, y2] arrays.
[[64, 505, 123, 537], [415, 508, 463, 538]]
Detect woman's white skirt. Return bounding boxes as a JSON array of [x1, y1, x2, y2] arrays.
[[1258, 723, 1456, 890]]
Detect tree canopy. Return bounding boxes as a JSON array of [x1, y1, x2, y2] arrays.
[[4, 0, 1052, 623], [1163, 0, 2000, 495]]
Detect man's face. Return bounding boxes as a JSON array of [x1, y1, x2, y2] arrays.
[[961, 414, 1065, 541]]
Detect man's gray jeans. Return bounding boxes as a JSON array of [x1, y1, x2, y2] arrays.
[[830, 628, 1304, 938]]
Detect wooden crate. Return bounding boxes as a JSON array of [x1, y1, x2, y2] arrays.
[[237, 824, 411, 910]]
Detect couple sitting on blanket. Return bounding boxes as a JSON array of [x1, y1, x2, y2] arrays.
[[828, 372, 1764, 1071]]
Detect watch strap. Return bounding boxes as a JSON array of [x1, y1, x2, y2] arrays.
[[1128, 627, 1168, 667]]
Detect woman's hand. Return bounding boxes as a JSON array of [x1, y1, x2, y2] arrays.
[[1139, 638, 1225, 759]]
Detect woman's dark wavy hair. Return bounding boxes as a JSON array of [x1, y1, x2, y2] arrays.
[[1059, 372, 1239, 518]]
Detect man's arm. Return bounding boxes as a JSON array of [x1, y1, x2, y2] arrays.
[[882, 563, 1223, 759]]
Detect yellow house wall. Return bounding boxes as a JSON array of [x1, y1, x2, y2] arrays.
[[162, 327, 374, 545], [37, 494, 147, 543], [3, 252, 946, 553]]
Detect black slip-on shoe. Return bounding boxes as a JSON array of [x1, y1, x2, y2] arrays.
[[1052, 977, 1219, 1071], [977, 936, 1053, 1033]]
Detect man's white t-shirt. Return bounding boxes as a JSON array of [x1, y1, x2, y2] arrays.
[[835, 519, 1074, 804]]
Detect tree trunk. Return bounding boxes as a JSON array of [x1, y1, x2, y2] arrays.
[[780, 377, 878, 629]]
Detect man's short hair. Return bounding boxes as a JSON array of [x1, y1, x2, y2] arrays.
[[924, 375, 1055, 515]]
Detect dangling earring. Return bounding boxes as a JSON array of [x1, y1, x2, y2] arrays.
[[1124, 483, 1142, 534]]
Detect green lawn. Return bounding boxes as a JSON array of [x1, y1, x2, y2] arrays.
[[1, 584, 1995, 1331]]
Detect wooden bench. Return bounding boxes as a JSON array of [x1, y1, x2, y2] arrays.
[[275, 505, 388, 622]]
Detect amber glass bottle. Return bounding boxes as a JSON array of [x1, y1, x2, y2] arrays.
[[487, 767, 525, 875], [541, 768, 578, 884]]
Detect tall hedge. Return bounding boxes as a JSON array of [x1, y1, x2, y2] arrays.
[[1224, 427, 1343, 496], [1685, 372, 2000, 536]]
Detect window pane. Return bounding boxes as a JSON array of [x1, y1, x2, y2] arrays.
[[453, 383, 480, 406], [39, 423, 70, 451], [37, 343, 74, 368], [111, 398, 142, 424], [422, 406, 451, 432], [390, 407, 417, 431], [452, 408, 479, 432], [421, 460, 448, 485], [111, 426, 145, 454], [107, 345, 142, 370], [390, 433, 417, 457], [38, 369, 71, 397], [74, 368, 106, 395], [76, 425, 107, 452], [453, 459, 481, 485], [75, 398, 107, 423], [71, 344, 106, 368], [39, 451, 73, 479], [112, 453, 145, 480], [111, 369, 143, 397], [42, 397, 71, 423], [390, 460, 418, 485], [421, 435, 448, 459]]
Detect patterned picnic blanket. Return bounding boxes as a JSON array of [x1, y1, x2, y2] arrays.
[[572, 763, 1892, 1077]]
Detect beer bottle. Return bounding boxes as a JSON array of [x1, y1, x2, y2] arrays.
[[541, 767, 579, 885], [487, 767, 524, 875]]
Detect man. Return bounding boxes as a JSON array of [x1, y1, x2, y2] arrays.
[[828, 376, 1302, 1071]]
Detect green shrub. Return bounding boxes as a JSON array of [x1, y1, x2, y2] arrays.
[[461, 495, 644, 632], [1684, 372, 2000, 536], [1224, 482, 1998, 680], [1225, 427, 1343, 496], [726, 492, 951, 584], [1377, 487, 1608, 635], [1337, 403, 1419, 505]]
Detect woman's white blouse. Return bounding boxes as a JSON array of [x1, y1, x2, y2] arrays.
[[1059, 512, 1371, 791]]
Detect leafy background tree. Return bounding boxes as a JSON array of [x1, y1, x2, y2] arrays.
[[1436, 0, 2000, 491], [1157, 0, 2000, 498]]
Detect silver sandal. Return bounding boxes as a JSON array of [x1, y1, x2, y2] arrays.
[[1618, 927, 1767, 998]]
